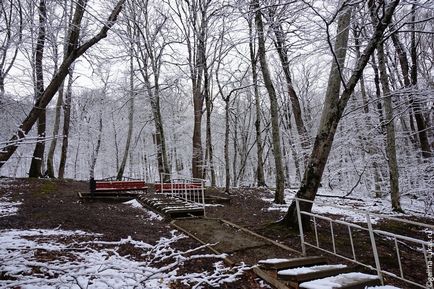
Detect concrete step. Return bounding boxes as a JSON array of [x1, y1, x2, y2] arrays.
[[299, 272, 381, 289], [278, 264, 351, 283], [258, 256, 328, 270]]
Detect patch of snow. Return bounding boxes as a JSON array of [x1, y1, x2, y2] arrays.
[[278, 264, 347, 276], [262, 188, 433, 225], [258, 258, 291, 265], [299, 272, 379, 289], [0, 228, 249, 288], [0, 191, 22, 218], [123, 199, 143, 208], [123, 199, 163, 220]]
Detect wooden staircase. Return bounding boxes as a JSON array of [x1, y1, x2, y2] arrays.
[[255, 256, 382, 289]]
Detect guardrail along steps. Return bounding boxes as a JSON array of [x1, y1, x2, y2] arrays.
[[256, 256, 381, 289]]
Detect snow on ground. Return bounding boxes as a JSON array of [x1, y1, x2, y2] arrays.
[[123, 199, 164, 221], [0, 193, 22, 218], [263, 188, 434, 224], [0, 228, 249, 288]]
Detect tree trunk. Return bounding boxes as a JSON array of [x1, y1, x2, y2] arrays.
[[46, 82, 64, 178], [204, 90, 216, 186], [280, 0, 400, 228], [116, 53, 135, 180], [58, 68, 74, 179], [29, 0, 47, 178], [253, 0, 285, 204], [0, 0, 126, 168], [89, 114, 103, 179], [224, 99, 231, 193], [376, 42, 402, 211], [248, 17, 266, 187], [369, 1, 402, 211]]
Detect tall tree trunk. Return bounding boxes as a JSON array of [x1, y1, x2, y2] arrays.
[[202, 56, 216, 185], [116, 54, 135, 180], [252, 0, 285, 204], [369, 2, 402, 211], [29, 0, 47, 178], [58, 68, 74, 179], [376, 41, 402, 211], [280, 0, 400, 228], [204, 91, 216, 186], [0, 0, 126, 168], [248, 17, 266, 187], [224, 98, 230, 193]]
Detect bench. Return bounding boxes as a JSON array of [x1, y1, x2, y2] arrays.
[[91, 180, 148, 193], [77, 179, 148, 200]]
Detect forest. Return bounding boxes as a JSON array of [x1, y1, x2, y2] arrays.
[[0, 0, 433, 214]]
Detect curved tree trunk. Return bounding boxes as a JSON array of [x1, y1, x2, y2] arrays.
[[253, 0, 285, 204]]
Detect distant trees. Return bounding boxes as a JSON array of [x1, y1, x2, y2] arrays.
[[281, 0, 401, 227], [0, 0, 432, 214], [0, 0, 126, 169]]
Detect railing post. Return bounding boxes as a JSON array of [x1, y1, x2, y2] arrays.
[[201, 179, 206, 217], [160, 173, 163, 195], [366, 213, 383, 285], [296, 198, 306, 256]]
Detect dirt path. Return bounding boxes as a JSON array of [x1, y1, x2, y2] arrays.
[[172, 218, 300, 265]]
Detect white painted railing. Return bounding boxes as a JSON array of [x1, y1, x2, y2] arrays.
[[159, 173, 206, 215], [294, 197, 434, 289]]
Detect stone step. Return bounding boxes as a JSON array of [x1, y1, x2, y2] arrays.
[[278, 264, 351, 283], [258, 256, 328, 270], [299, 272, 381, 289]]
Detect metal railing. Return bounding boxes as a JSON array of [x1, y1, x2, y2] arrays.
[[159, 173, 206, 215], [294, 197, 434, 289]]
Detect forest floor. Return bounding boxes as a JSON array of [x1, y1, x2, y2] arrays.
[[0, 177, 432, 288]]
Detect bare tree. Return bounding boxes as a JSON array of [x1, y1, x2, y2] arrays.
[[247, 13, 266, 187], [252, 0, 285, 204], [131, 0, 171, 182]]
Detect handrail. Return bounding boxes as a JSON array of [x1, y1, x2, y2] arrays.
[[159, 173, 206, 216], [293, 197, 433, 289]]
